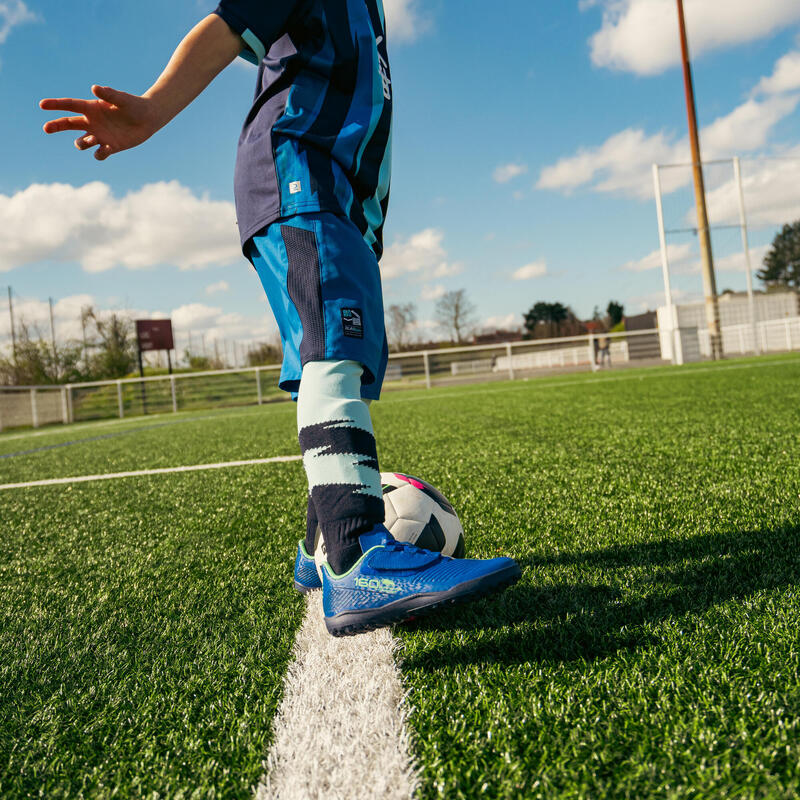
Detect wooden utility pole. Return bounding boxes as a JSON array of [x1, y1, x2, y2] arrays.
[[676, 0, 722, 359]]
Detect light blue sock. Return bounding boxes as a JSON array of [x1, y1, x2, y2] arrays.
[[297, 360, 383, 573]]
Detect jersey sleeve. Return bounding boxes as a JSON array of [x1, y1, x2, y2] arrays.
[[213, 1, 301, 64]]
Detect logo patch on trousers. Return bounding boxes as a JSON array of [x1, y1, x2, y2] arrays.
[[341, 308, 364, 339]]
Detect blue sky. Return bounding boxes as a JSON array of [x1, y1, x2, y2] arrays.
[[2, 0, 800, 352]]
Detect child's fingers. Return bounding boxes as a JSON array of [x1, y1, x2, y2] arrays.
[[39, 97, 89, 113], [75, 134, 97, 150], [94, 144, 114, 161], [91, 85, 126, 106], [43, 115, 89, 134]]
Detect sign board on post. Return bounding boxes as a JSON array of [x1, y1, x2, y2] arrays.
[[135, 319, 175, 414], [136, 320, 174, 352]]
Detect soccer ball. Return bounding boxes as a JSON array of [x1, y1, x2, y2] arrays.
[[314, 472, 466, 576]]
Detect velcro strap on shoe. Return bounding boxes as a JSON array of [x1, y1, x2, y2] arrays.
[[367, 545, 442, 571]]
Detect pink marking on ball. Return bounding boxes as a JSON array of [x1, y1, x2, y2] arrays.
[[393, 472, 427, 491]]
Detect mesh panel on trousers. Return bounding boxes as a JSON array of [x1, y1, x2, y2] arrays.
[[282, 224, 326, 365]]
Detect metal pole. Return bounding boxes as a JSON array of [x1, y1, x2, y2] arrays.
[[7, 286, 17, 366], [138, 348, 147, 415], [256, 367, 263, 405], [117, 380, 124, 419], [423, 351, 431, 390], [653, 164, 679, 365], [30, 389, 39, 429], [60, 387, 69, 425], [81, 308, 89, 372], [733, 156, 760, 355], [505, 342, 515, 380], [170, 374, 177, 413], [49, 297, 58, 378], [676, 0, 721, 360]]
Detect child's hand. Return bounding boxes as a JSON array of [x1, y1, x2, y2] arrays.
[[40, 85, 159, 161]]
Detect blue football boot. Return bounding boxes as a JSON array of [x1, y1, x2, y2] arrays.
[[321, 525, 521, 637], [293, 540, 322, 593]]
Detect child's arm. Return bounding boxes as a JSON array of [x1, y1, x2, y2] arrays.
[[40, 14, 243, 161]]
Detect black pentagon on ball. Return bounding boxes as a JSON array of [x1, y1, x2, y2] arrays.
[[414, 514, 447, 551]]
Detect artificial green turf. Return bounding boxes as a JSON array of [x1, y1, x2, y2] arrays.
[[387, 357, 800, 798], [0, 465, 308, 798], [0, 404, 298, 484], [2, 355, 800, 798]]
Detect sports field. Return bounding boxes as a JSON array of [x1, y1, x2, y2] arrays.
[[2, 355, 800, 799]]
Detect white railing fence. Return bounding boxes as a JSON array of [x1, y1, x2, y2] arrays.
[[698, 316, 800, 357], [7, 325, 792, 431]]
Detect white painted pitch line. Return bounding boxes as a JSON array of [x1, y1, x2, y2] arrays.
[[257, 592, 418, 800], [0, 455, 303, 491]]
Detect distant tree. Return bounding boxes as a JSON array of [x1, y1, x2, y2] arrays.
[[385, 302, 417, 351], [246, 339, 282, 366], [0, 322, 82, 385], [523, 301, 569, 338], [434, 290, 477, 344], [84, 308, 137, 379], [549, 302, 569, 336], [523, 302, 551, 338], [758, 220, 800, 289], [184, 351, 213, 371], [607, 300, 624, 328]]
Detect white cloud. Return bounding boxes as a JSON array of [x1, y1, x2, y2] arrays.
[[714, 245, 770, 273], [537, 89, 799, 199], [171, 303, 222, 329], [702, 95, 799, 154], [482, 313, 522, 331], [420, 283, 446, 301], [0, 0, 37, 44], [205, 280, 230, 295], [621, 241, 771, 279], [493, 163, 529, 184], [702, 150, 800, 227], [538, 128, 679, 198], [383, 0, 430, 43], [511, 261, 548, 280], [0, 181, 240, 273], [380, 228, 460, 280], [620, 242, 692, 272], [431, 261, 463, 278], [0, 293, 95, 342], [587, 0, 800, 76], [755, 51, 800, 96]]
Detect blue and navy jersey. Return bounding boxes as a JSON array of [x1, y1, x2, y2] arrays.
[[214, 0, 392, 260]]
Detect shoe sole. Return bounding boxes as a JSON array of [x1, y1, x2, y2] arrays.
[[324, 562, 522, 637], [294, 580, 321, 594]]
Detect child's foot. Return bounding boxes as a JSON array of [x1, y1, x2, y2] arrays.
[[321, 525, 521, 637], [293, 540, 322, 593]]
